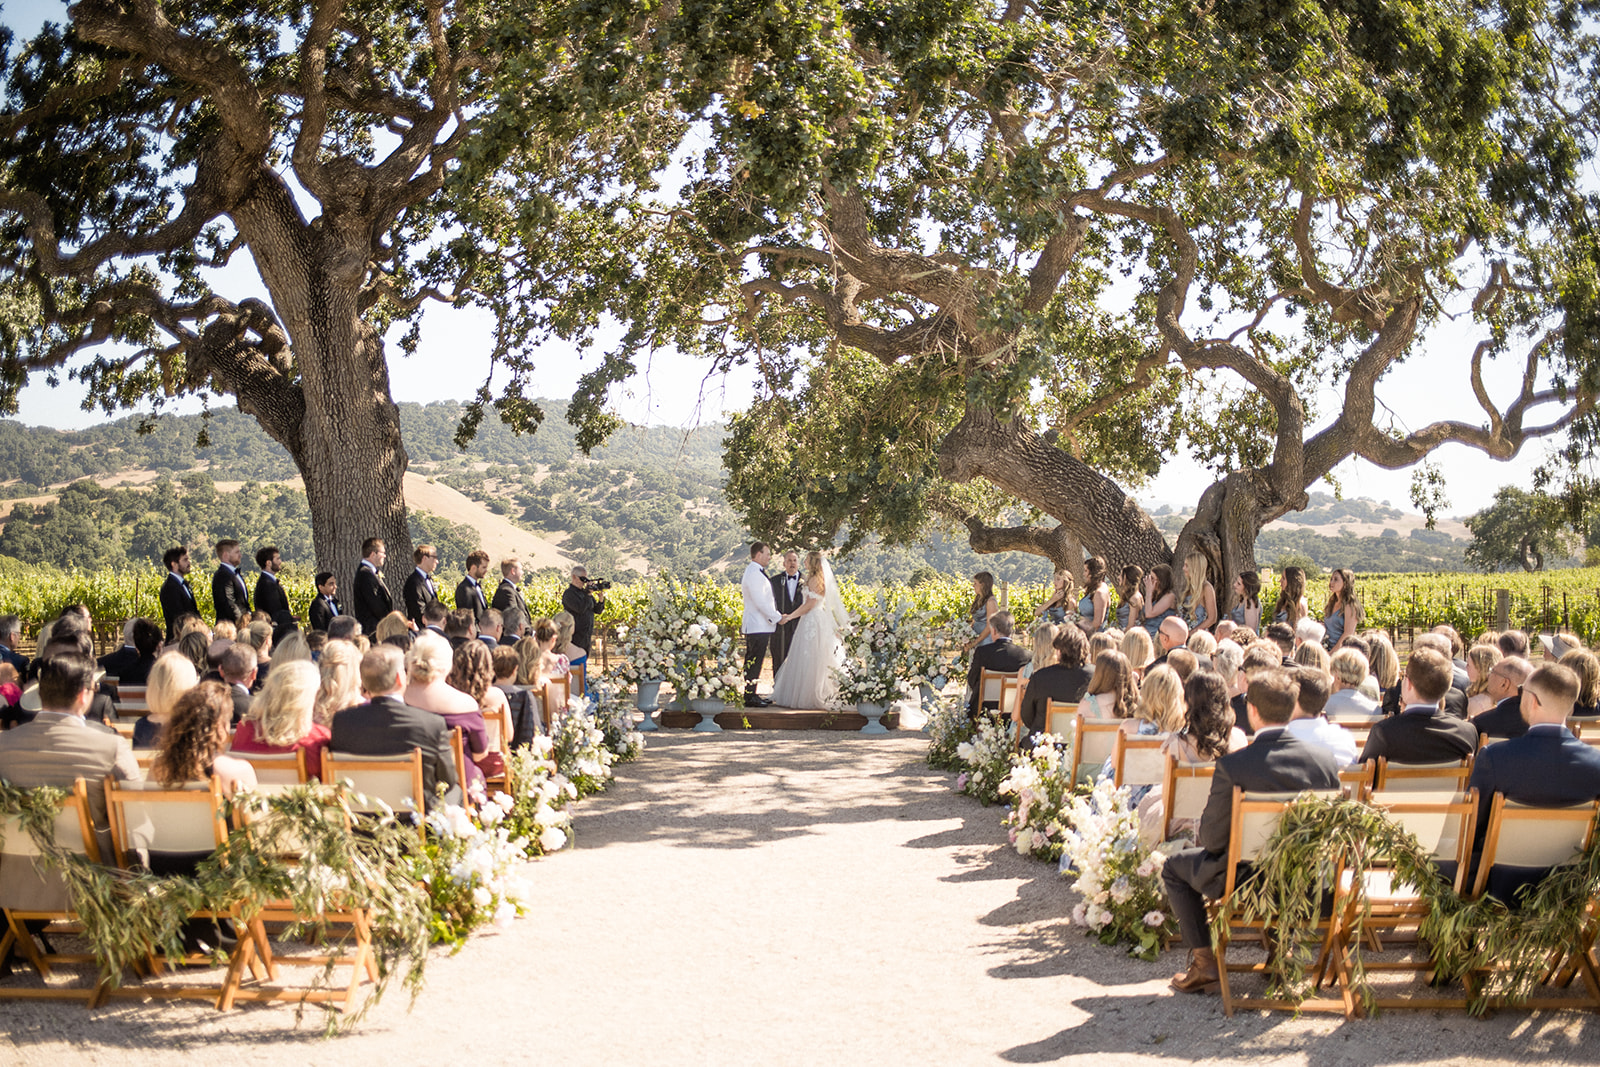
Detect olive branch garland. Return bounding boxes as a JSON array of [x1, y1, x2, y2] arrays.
[[1214, 794, 1600, 1014], [0, 780, 434, 1033]]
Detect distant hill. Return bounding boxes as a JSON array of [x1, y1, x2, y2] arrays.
[[0, 406, 1485, 580]]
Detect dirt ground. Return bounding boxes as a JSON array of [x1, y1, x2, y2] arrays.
[[3, 731, 1597, 1065]]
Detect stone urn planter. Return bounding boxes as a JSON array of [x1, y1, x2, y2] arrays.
[[857, 702, 889, 735], [688, 697, 724, 732], [634, 680, 663, 731]]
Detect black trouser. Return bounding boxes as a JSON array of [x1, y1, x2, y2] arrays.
[[770, 619, 798, 673], [744, 631, 772, 695], [1162, 848, 1217, 949]]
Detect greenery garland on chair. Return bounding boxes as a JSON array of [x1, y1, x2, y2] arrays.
[[1213, 794, 1600, 1015], [0, 780, 433, 1032]]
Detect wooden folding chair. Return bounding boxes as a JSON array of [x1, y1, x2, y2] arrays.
[[1373, 757, 1473, 793], [448, 728, 475, 810], [1111, 733, 1166, 791], [111, 685, 149, 721], [1160, 755, 1215, 843], [1071, 714, 1122, 785], [480, 705, 513, 795], [977, 668, 1021, 714], [0, 779, 112, 1005], [229, 749, 311, 792], [1339, 761, 1375, 798], [1043, 700, 1078, 739], [543, 675, 572, 731], [1341, 717, 1382, 754], [322, 749, 427, 830], [1000, 677, 1026, 750], [103, 776, 264, 1010], [1212, 788, 1355, 1018], [1469, 795, 1600, 1009], [569, 663, 587, 700]]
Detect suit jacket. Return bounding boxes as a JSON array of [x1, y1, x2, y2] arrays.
[[1188, 727, 1342, 897], [212, 564, 251, 624], [1467, 725, 1600, 901], [1359, 705, 1478, 765], [352, 563, 392, 635], [97, 646, 141, 680], [1018, 663, 1092, 737], [403, 569, 438, 629], [1442, 687, 1468, 719], [1471, 693, 1528, 740], [454, 577, 488, 623], [230, 684, 251, 728], [309, 593, 342, 632], [0, 712, 142, 906], [254, 572, 290, 620], [966, 639, 1031, 718], [771, 572, 804, 657], [328, 695, 461, 809], [491, 578, 530, 640], [160, 571, 198, 639]]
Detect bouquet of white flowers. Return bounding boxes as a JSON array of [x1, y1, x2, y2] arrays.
[[416, 800, 533, 947], [925, 695, 975, 771], [835, 595, 914, 707], [1059, 778, 1179, 960], [619, 580, 744, 705], [999, 735, 1078, 862], [589, 677, 646, 761], [497, 738, 578, 858], [899, 609, 951, 693], [551, 697, 617, 798], [953, 711, 1018, 806]]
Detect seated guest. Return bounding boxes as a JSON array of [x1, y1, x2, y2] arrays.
[[1262, 622, 1295, 662], [1119, 627, 1154, 677], [1359, 648, 1477, 764], [492, 645, 542, 746], [1079, 649, 1139, 720], [272, 631, 313, 665], [1137, 668, 1247, 845], [238, 620, 274, 689], [117, 618, 164, 685], [1366, 632, 1403, 712], [1463, 643, 1503, 718], [1100, 664, 1185, 799], [97, 618, 145, 679], [404, 632, 487, 795], [552, 611, 587, 672], [176, 630, 211, 676], [1291, 642, 1329, 672], [0, 614, 27, 675], [374, 611, 411, 645], [1466, 662, 1600, 904], [313, 640, 364, 726], [965, 611, 1031, 719], [1021, 623, 1057, 681], [1293, 617, 1325, 652], [478, 609, 504, 650], [381, 631, 414, 654], [1497, 629, 1530, 658], [1432, 624, 1469, 691], [446, 641, 509, 784], [1151, 616, 1189, 668], [1412, 632, 1467, 717], [217, 643, 258, 726], [326, 616, 363, 643], [1088, 631, 1119, 663], [1559, 648, 1600, 718], [152, 681, 258, 798], [1164, 647, 1199, 682], [0, 664, 20, 710], [1325, 648, 1380, 719], [9, 617, 116, 728], [1017, 625, 1092, 742], [1470, 655, 1534, 740], [330, 645, 460, 810], [0, 654, 142, 871], [1163, 668, 1341, 993], [134, 652, 199, 749], [420, 599, 449, 638], [230, 660, 331, 780], [443, 610, 476, 651], [1284, 667, 1358, 766], [1234, 644, 1284, 736]]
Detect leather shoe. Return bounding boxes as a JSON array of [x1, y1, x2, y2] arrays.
[[744, 696, 773, 708], [1170, 948, 1220, 994]]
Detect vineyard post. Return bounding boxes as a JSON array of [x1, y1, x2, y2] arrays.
[[1496, 589, 1510, 631], [1543, 585, 1552, 633], [1410, 583, 1419, 646], [1564, 592, 1570, 630], [1000, 580, 1009, 610]]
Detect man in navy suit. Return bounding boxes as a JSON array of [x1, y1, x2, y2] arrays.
[[329, 645, 460, 810], [1358, 648, 1477, 764], [965, 611, 1031, 718], [159, 546, 198, 640], [1467, 662, 1600, 903], [1163, 668, 1342, 993]]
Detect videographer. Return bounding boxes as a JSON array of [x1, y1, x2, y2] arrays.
[[561, 565, 608, 656]]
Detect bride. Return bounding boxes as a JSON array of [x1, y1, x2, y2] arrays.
[[769, 549, 849, 710]]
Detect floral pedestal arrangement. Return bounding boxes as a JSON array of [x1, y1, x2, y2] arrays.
[[856, 702, 889, 735]]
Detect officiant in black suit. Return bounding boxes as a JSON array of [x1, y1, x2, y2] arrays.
[[770, 550, 805, 673]]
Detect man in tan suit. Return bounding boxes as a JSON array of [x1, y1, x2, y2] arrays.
[[0, 654, 142, 909]]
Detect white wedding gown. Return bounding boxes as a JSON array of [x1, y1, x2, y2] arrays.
[[769, 588, 844, 710]]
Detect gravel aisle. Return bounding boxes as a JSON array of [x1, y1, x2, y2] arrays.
[[4, 731, 1598, 1064]]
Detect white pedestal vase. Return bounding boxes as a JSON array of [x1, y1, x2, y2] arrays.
[[857, 702, 889, 735], [688, 698, 724, 732], [634, 680, 663, 731]]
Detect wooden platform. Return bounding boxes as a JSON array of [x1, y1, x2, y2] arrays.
[[653, 708, 902, 731]]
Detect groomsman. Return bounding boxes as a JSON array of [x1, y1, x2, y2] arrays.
[[159, 546, 198, 640], [309, 572, 342, 632], [455, 550, 490, 624], [352, 538, 392, 635], [404, 544, 439, 628], [770, 550, 804, 673], [212, 539, 251, 624], [491, 558, 530, 640], [254, 546, 291, 621]]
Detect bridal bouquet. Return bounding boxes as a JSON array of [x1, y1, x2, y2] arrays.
[[1059, 778, 1178, 960], [835, 596, 914, 706], [999, 735, 1077, 862]]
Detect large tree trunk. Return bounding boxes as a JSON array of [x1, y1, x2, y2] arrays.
[[1169, 470, 1308, 625]]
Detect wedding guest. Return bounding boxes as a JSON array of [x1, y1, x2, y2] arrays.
[[1561, 648, 1600, 718], [1152, 615, 1189, 667], [443, 609, 476, 650], [1114, 565, 1145, 633], [231, 660, 331, 779], [218, 643, 257, 726], [153, 681, 257, 797], [1022, 624, 1058, 681], [1018, 625, 1091, 742], [1292, 642, 1330, 672], [273, 631, 313, 665], [98, 618, 144, 679], [404, 632, 487, 795], [0, 663, 20, 710], [1325, 648, 1380, 719], [1366, 632, 1402, 713], [374, 611, 411, 645], [213, 620, 238, 642], [254, 546, 291, 622], [1179, 552, 1217, 633], [1120, 627, 1154, 677], [101, 618, 163, 684], [1099, 664, 1185, 800], [1360, 649, 1477, 763], [493, 645, 543, 746], [1165, 647, 1198, 682], [329, 645, 460, 810], [446, 640, 509, 783], [352, 537, 393, 636], [1470, 655, 1534, 740], [239, 619, 274, 686], [478, 608, 504, 649], [964, 611, 1029, 718], [1229, 571, 1262, 633], [326, 616, 362, 643], [1464, 644, 1503, 717], [1497, 629, 1530, 658], [965, 572, 999, 652], [1077, 556, 1110, 636], [1272, 566, 1309, 628], [1079, 650, 1138, 720], [420, 598, 449, 639], [1137, 668, 1247, 845], [1214, 619, 1237, 644], [553, 611, 587, 672], [1411, 632, 1467, 717], [1186, 630, 1217, 661], [133, 652, 199, 749], [1284, 667, 1358, 765], [313, 639, 364, 726], [1432, 624, 1470, 690], [1088, 631, 1119, 662], [0, 614, 27, 674]]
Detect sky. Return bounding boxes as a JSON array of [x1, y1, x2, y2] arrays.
[[0, 0, 1562, 521]]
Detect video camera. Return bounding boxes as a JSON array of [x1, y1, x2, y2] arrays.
[[583, 577, 613, 591]]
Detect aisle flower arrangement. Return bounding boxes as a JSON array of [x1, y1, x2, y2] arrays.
[[835, 595, 913, 707], [498, 743, 577, 857], [1059, 779, 1178, 960], [924, 696, 974, 770], [551, 698, 617, 798], [416, 801, 533, 948], [613, 618, 677, 689], [998, 736, 1077, 862], [953, 711, 1017, 806], [588, 678, 647, 760]]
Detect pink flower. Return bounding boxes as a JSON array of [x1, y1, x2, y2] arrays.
[[1143, 910, 1166, 928], [955, 772, 969, 791]]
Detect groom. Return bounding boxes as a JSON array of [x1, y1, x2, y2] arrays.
[[741, 542, 783, 708]]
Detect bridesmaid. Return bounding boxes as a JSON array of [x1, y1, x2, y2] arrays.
[[965, 572, 999, 653], [1322, 568, 1362, 650], [1141, 564, 1177, 639], [1181, 552, 1217, 633], [1229, 571, 1262, 633], [1115, 564, 1145, 632], [1035, 569, 1072, 626], [1272, 566, 1308, 629], [1077, 557, 1110, 637]]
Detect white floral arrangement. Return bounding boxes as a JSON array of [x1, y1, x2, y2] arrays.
[[925, 695, 975, 770], [1058, 778, 1179, 960], [499, 739, 578, 857], [999, 735, 1077, 862], [552, 697, 618, 798], [617, 580, 743, 705], [612, 619, 676, 688], [899, 609, 951, 693], [835, 595, 914, 707], [419, 800, 534, 942], [953, 711, 1017, 806], [588, 677, 646, 762]]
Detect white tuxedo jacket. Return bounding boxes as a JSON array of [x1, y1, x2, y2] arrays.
[[742, 562, 781, 634]]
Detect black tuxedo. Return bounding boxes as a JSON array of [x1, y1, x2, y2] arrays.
[[455, 576, 488, 623], [491, 578, 530, 640], [160, 571, 198, 639], [1471, 692, 1529, 740], [254, 572, 290, 621], [1161, 727, 1342, 946], [770, 571, 805, 672], [1017, 664, 1092, 739], [352, 563, 392, 635], [212, 564, 251, 624], [1442, 686, 1468, 719], [309, 593, 342, 632], [329, 694, 461, 809], [966, 639, 1031, 718], [97, 646, 140, 680], [1359, 705, 1478, 765], [403, 569, 438, 629], [1467, 724, 1600, 902]]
